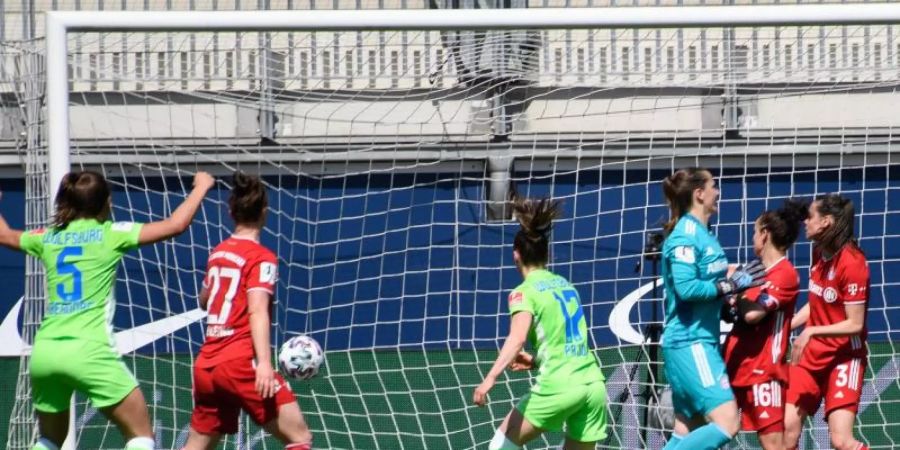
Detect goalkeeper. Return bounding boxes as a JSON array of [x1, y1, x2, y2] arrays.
[[659, 168, 764, 450], [0, 170, 215, 450], [472, 196, 607, 450]]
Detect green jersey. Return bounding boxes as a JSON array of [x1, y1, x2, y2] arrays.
[[508, 269, 604, 393], [20, 219, 144, 345]]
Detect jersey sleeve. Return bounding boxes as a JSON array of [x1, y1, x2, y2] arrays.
[[840, 258, 869, 305], [508, 288, 534, 316], [246, 253, 278, 295], [664, 233, 719, 302], [19, 229, 45, 258], [106, 221, 144, 252], [746, 264, 799, 312]]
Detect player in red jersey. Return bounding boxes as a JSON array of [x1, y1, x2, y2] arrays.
[[784, 194, 869, 450], [182, 172, 313, 450], [722, 199, 807, 450]]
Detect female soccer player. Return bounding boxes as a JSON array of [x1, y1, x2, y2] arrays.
[[182, 172, 313, 450], [659, 167, 764, 450], [472, 196, 607, 450], [0, 170, 215, 450], [784, 194, 870, 450], [722, 199, 807, 450]]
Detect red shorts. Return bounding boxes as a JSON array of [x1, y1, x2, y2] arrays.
[[786, 357, 865, 418], [190, 358, 296, 435], [733, 380, 785, 434]]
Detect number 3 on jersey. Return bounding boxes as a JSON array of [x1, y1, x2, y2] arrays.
[[207, 266, 241, 325]]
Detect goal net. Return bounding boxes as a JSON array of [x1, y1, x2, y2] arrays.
[[5, 6, 900, 450]]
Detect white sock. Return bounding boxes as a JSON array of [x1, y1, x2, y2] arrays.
[[125, 436, 155, 450]]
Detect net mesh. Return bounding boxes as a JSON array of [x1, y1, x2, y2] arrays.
[[4, 19, 900, 450]]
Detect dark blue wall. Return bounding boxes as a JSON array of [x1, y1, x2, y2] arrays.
[[2, 165, 898, 353]]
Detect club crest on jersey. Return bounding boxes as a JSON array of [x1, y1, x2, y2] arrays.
[[720, 375, 730, 389], [508, 291, 524, 306], [674, 246, 695, 264], [823, 287, 839, 303]]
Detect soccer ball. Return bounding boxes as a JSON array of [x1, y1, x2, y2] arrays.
[[278, 335, 324, 380]]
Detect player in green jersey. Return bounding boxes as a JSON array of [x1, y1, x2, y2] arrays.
[[473, 197, 607, 450], [0, 170, 215, 450]]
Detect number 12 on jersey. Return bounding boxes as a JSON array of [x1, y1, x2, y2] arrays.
[[207, 266, 241, 325], [554, 288, 587, 357]]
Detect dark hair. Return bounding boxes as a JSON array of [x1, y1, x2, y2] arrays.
[[811, 193, 856, 252], [53, 171, 111, 229], [511, 196, 562, 267], [662, 167, 711, 235], [757, 198, 809, 251], [229, 171, 268, 226]]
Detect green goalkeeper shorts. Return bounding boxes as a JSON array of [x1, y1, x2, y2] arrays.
[[516, 380, 608, 442], [30, 338, 139, 413]]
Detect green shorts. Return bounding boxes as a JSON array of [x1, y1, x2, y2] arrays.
[[30, 338, 138, 413], [516, 381, 608, 442]]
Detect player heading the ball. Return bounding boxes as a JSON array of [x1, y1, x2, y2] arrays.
[[473, 196, 607, 450], [0, 170, 215, 450], [722, 199, 807, 450], [659, 167, 763, 450], [182, 171, 313, 450]]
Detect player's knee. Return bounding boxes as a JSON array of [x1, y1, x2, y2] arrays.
[[488, 429, 522, 450], [828, 430, 858, 450]]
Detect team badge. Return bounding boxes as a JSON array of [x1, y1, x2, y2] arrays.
[[823, 287, 838, 303], [508, 291, 523, 306]]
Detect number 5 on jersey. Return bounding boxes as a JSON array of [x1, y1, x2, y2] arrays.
[[207, 267, 241, 325]]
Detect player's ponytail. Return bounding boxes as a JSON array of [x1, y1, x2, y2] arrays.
[[53, 171, 111, 229], [662, 167, 710, 236], [758, 198, 809, 251], [511, 196, 562, 267], [229, 171, 268, 227], [811, 193, 856, 253]]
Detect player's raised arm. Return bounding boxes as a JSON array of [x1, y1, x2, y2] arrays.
[[138, 172, 215, 245], [0, 193, 23, 250]]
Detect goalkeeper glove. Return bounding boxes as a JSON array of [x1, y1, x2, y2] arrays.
[[716, 259, 765, 297], [720, 296, 740, 324]]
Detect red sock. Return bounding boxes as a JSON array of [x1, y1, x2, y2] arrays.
[[285, 443, 311, 450]]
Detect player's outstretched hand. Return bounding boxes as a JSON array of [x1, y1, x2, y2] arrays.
[[473, 376, 495, 407], [716, 259, 765, 297], [509, 351, 535, 371], [193, 171, 216, 192], [255, 360, 277, 398]]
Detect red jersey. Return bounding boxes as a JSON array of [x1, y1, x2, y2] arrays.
[[800, 244, 869, 371], [724, 257, 799, 386], [196, 236, 278, 369]]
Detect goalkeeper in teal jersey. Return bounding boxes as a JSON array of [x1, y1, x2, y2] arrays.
[[473, 197, 607, 450], [0, 171, 215, 450], [659, 168, 765, 450]]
